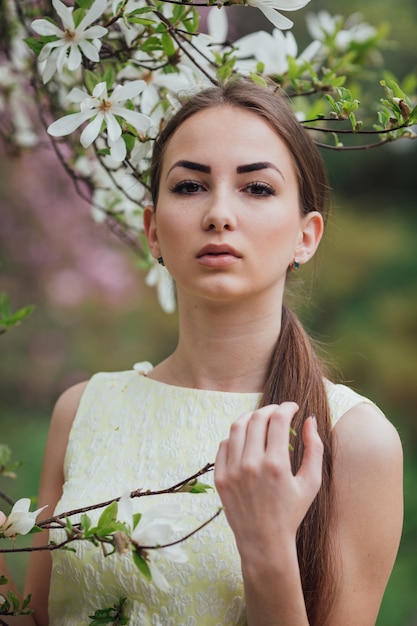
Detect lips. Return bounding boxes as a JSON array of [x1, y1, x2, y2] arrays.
[[196, 244, 241, 259], [196, 243, 241, 268]]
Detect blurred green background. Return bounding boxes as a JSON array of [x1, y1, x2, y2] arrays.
[[1, 0, 416, 623]]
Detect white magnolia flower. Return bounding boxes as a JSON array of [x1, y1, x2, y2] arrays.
[[234, 26, 321, 76], [31, 0, 108, 83], [0, 498, 47, 537], [335, 13, 377, 50], [118, 498, 188, 592], [146, 262, 176, 314], [242, 0, 311, 30], [306, 11, 377, 51], [47, 80, 151, 162], [305, 10, 341, 40]]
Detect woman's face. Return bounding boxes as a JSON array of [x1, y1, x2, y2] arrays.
[[145, 106, 323, 307]]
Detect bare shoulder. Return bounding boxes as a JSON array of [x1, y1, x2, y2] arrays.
[[50, 380, 89, 430], [333, 401, 403, 470], [329, 402, 403, 625]]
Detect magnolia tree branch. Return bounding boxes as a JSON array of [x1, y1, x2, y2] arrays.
[[0, 463, 216, 553]]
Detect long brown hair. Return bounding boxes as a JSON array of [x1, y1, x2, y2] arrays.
[[150, 79, 336, 625]]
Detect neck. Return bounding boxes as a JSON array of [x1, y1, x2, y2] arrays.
[[150, 293, 284, 392]]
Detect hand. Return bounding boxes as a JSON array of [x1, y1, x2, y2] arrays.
[[214, 403, 324, 559]]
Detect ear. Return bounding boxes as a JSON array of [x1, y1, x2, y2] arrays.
[[294, 211, 324, 265], [143, 204, 161, 260]]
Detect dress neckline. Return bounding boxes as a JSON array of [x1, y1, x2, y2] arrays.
[[132, 361, 263, 399]]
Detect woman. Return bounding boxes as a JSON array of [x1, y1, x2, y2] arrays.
[[8, 80, 403, 625]]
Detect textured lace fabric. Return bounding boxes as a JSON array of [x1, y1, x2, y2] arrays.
[[48, 364, 376, 625]]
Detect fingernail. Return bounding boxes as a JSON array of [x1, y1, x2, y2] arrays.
[[311, 413, 317, 430]]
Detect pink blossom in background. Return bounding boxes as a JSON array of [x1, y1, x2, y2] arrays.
[[0, 141, 140, 308]]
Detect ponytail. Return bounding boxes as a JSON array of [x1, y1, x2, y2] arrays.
[[261, 305, 336, 625]]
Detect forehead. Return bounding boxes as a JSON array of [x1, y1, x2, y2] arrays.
[[161, 106, 295, 174]]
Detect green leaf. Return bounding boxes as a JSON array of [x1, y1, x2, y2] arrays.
[[129, 17, 156, 25], [9, 590, 19, 611], [0, 293, 34, 333], [189, 481, 213, 494], [24, 37, 44, 55], [84, 69, 100, 94], [72, 7, 85, 28], [161, 33, 176, 57], [250, 73, 267, 87], [21, 594, 33, 611], [80, 513, 92, 534], [123, 133, 135, 154], [0, 444, 11, 467], [132, 550, 151, 580], [76, 0, 95, 8], [0, 575, 8, 585], [97, 502, 118, 528], [102, 66, 116, 91], [132, 512, 142, 529]]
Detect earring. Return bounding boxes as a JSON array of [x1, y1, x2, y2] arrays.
[[157, 256, 165, 266], [289, 260, 300, 271]]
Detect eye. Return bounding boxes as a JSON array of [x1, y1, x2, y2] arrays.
[[243, 182, 276, 197], [170, 180, 205, 194]]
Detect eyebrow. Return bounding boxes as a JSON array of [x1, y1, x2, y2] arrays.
[[167, 160, 284, 180], [237, 162, 284, 180], [167, 160, 211, 176]]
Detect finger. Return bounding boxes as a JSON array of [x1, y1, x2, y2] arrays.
[[224, 411, 253, 467], [296, 416, 324, 496], [265, 401, 299, 457], [242, 404, 282, 459], [214, 439, 228, 489]]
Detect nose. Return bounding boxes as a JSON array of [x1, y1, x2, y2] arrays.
[[201, 192, 237, 232]]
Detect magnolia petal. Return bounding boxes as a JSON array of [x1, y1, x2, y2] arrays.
[[111, 80, 147, 103], [82, 25, 108, 39], [298, 39, 322, 63], [77, 0, 107, 32], [207, 7, 228, 43], [67, 44, 82, 71], [147, 560, 171, 593], [39, 48, 61, 83], [112, 107, 151, 133], [157, 269, 176, 314], [56, 43, 71, 74], [250, 2, 293, 29], [92, 82, 108, 99], [105, 112, 122, 142], [38, 39, 65, 63], [31, 18, 63, 37], [78, 39, 100, 63], [48, 110, 95, 137], [11, 498, 31, 513], [261, 0, 310, 10], [117, 494, 134, 526], [80, 113, 104, 147], [280, 29, 297, 57], [67, 87, 91, 104], [52, 0, 74, 29], [109, 136, 127, 162]]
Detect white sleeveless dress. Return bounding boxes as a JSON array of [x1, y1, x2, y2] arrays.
[[48, 364, 377, 625]]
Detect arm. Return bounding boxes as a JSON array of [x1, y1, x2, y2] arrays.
[[328, 403, 403, 625], [5, 382, 88, 626], [214, 401, 403, 626]]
